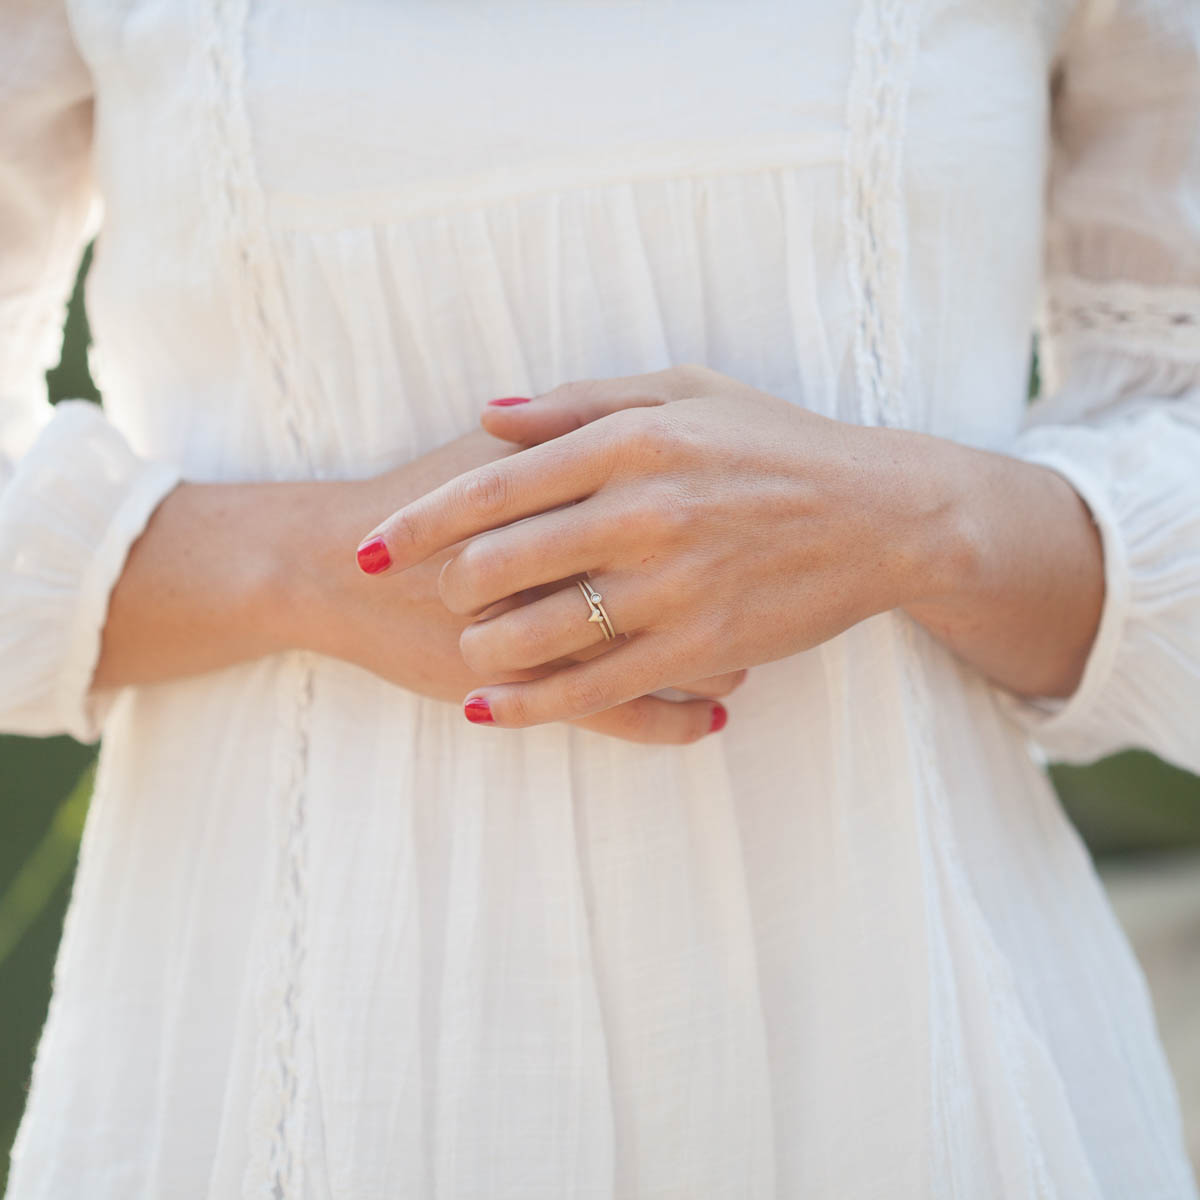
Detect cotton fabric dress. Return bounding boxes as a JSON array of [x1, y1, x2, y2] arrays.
[[2, 0, 1199, 1196]]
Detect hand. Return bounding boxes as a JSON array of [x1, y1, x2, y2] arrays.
[[354, 365, 959, 727], [295, 428, 745, 743]]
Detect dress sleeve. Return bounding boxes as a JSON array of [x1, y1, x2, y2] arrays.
[[0, 0, 181, 742], [995, 0, 1200, 773]]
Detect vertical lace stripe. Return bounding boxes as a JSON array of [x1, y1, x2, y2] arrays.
[[843, 0, 921, 430], [844, 6, 1063, 1193], [205, 0, 318, 478], [246, 657, 315, 1200], [203, 3, 316, 1197]]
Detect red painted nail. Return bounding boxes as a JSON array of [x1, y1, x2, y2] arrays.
[[356, 536, 391, 575], [487, 396, 532, 406], [464, 696, 494, 724], [709, 703, 728, 734]]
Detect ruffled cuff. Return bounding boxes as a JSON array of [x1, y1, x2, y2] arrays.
[[993, 401, 1200, 774], [0, 399, 181, 742]]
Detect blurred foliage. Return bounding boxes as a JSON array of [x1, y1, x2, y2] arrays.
[[1053, 754, 1200, 857], [44, 245, 100, 408], [2, 257, 1199, 1194], [0, 743, 94, 1188]]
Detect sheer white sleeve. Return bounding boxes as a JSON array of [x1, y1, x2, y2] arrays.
[[997, 0, 1200, 773], [0, 0, 181, 742]]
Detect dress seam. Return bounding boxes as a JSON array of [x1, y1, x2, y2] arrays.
[[265, 144, 846, 234]]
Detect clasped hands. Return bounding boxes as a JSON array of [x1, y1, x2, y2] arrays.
[[355, 364, 955, 732]]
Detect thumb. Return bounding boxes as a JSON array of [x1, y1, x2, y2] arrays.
[[479, 378, 667, 445]]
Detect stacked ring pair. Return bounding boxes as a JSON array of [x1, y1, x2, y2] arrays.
[[577, 575, 616, 640]]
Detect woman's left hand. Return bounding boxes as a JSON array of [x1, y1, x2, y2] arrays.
[[355, 365, 965, 727]]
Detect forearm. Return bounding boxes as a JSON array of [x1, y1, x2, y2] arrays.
[[91, 430, 517, 691], [899, 430, 1105, 700], [90, 476, 363, 688]]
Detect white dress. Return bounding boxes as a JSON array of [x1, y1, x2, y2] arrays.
[[2, 0, 1199, 1196]]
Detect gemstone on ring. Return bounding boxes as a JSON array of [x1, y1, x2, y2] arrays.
[[578, 578, 616, 640]]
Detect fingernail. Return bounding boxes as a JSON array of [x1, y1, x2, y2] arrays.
[[356, 536, 391, 575], [464, 696, 495, 724], [487, 396, 531, 407], [709, 703, 728, 734]]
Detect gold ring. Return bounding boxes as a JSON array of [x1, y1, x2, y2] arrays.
[[577, 576, 616, 640]]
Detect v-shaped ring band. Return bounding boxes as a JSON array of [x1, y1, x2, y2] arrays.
[[577, 576, 616, 640]]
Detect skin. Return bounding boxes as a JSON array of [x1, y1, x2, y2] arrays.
[[94, 362, 1103, 739], [92, 427, 744, 746], [354, 364, 1105, 728]]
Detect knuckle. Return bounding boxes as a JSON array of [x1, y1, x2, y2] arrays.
[[611, 700, 655, 742], [620, 409, 703, 469], [386, 510, 421, 550], [511, 617, 558, 667], [500, 688, 533, 727], [553, 378, 594, 405], [544, 378, 601, 428], [459, 466, 509, 519], [560, 672, 610, 717], [450, 538, 504, 602], [457, 624, 496, 675], [635, 488, 691, 542], [620, 409, 673, 459], [672, 362, 713, 393]]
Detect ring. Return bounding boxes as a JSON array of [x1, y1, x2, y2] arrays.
[[577, 575, 616, 640]]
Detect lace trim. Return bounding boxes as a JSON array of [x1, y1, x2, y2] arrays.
[[244, 656, 315, 1200], [842, 0, 921, 430], [845, 4, 1060, 1191], [203, 3, 317, 1197], [1042, 274, 1200, 366], [205, 0, 318, 477]]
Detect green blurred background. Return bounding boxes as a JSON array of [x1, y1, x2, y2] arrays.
[[1, 250, 1199, 1190]]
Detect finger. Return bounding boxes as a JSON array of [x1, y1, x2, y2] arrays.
[[567, 695, 728, 745], [458, 572, 651, 675], [480, 374, 666, 444], [671, 669, 749, 699], [437, 497, 624, 615], [461, 631, 684, 728], [480, 364, 716, 446], [355, 423, 615, 576]]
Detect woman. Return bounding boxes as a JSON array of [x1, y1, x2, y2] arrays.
[[2, 0, 1198, 1195]]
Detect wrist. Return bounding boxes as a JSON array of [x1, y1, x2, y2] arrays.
[[893, 434, 1105, 698], [264, 477, 383, 656], [878, 427, 981, 615]]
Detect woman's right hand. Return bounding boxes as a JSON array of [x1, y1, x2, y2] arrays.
[[289, 429, 744, 744]]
